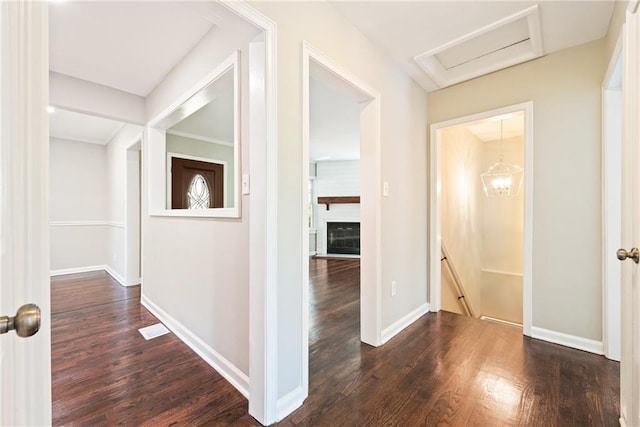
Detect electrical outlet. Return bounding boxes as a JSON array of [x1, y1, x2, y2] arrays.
[[391, 280, 397, 296]]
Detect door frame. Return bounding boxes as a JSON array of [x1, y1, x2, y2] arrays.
[[601, 35, 623, 362], [0, 1, 52, 424], [429, 101, 534, 335], [125, 137, 142, 287], [620, 2, 640, 425], [301, 41, 382, 398]]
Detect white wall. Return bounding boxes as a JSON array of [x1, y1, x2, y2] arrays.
[[249, 1, 428, 405], [50, 72, 145, 125], [142, 23, 257, 382], [314, 160, 360, 255], [106, 125, 143, 284], [428, 39, 606, 341], [50, 138, 109, 272]]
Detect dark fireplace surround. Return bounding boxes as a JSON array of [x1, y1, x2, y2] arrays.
[[326, 222, 360, 255]]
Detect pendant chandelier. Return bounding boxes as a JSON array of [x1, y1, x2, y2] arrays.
[[480, 119, 523, 197]]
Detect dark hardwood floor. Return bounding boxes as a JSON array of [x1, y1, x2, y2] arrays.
[[51, 271, 255, 426], [52, 260, 620, 426]]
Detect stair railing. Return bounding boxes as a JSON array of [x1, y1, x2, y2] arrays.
[[440, 241, 475, 317]]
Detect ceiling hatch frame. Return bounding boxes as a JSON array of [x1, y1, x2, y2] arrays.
[[414, 5, 543, 89]]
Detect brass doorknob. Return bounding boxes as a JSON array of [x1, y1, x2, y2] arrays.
[[0, 303, 41, 337], [617, 247, 640, 264]]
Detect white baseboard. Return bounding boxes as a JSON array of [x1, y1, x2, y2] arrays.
[[50, 265, 106, 276], [104, 265, 125, 287], [531, 326, 604, 355], [381, 303, 430, 344], [276, 385, 305, 422], [141, 294, 249, 399]]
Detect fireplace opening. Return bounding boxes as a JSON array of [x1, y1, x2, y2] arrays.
[[327, 222, 360, 255]]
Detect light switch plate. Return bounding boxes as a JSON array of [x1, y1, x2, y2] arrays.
[[242, 174, 250, 195], [383, 181, 389, 197]]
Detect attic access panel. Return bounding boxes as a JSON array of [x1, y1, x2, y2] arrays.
[[415, 5, 543, 89]]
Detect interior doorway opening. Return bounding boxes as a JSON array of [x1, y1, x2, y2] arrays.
[[301, 42, 382, 399], [430, 102, 534, 335], [438, 112, 525, 326]]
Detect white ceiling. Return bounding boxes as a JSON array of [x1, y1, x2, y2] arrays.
[[310, 75, 361, 162], [330, 1, 615, 91], [48, 1, 613, 153], [49, 1, 259, 97], [169, 68, 235, 144], [464, 111, 525, 142], [49, 108, 125, 145]]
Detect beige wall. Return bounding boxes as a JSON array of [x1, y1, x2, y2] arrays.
[[428, 39, 607, 341], [440, 126, 484, 316], [482, 136, 524, 274], [440, 130, 524, 323]]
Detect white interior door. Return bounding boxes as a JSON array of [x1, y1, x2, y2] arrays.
[[620, 3, 640, 426], [0, 2, 52, 425]]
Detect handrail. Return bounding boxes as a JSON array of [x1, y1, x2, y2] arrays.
[[441, 241, 475, 317]]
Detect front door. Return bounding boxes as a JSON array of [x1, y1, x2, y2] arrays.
[[171, 157, 224, 209], [0, 2, 52, 425], [620, 2, 640, 426]]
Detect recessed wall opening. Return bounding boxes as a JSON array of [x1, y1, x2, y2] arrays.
[[438, 112, 525, 326], [430, 102, 533, 335]]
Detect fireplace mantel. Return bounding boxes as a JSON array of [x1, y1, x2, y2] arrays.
[[317, 196, 360, 210]]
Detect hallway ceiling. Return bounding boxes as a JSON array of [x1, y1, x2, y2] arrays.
[[49, 1, 259, 97], [49, 108, 125, 145], [330, 1, 615, 91], [310, 75, 361, 162]]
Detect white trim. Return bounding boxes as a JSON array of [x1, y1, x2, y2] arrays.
[[104, 265, 126, 287], [381, 303, 430, 344], [414, 6, 542, 89], [124, 135, 143, 294], [276, 386, 305, 422], [50, 265, 131, 288], [0, 4, 51, 423], [219, 2, 279, 424], [166, 152, 229, 209], [49, 221, 124, 228], [480, 315, 523, 328], [602, 40, 623, 362], [147, 51, 240, 219], [531, 326, 604, 355], [429, 101, 534, 337], [50, 265, 106, 277], [621, 416, 628, 427], [141, 294, 249, 398], [301, 41, 383, 410], [166, 129, 234, 147], [481, 268, 523, 278]]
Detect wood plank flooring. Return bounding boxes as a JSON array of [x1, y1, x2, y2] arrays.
[[51, 271, 255, 426], [52, 260, 620, 426]]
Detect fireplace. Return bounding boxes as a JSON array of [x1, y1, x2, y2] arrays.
[[326, 222, 360, 255]]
